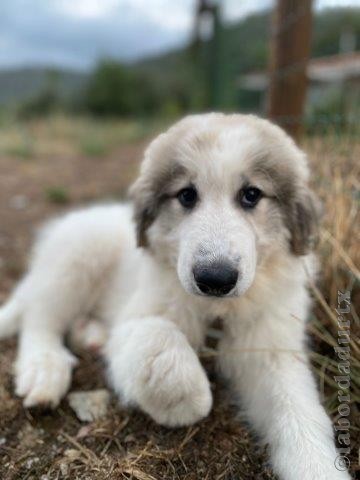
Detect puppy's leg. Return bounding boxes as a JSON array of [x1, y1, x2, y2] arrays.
[[16, 264, 103, 408], [106, 317, 212, 427], [12, 206, 128, 407], [219, 338, 351, 480], [15, 273, 85, 408], [16, 314, 77, 408]]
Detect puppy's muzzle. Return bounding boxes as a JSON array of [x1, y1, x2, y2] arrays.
[[193, 261, 238, 297]]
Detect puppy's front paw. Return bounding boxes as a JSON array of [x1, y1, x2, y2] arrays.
[[15, 348, 77, 408], [107, 319, 213, 427], [137, 349, 212, 427]]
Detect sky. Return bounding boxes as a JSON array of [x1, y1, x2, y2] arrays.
[[0, 0, 358, 71]]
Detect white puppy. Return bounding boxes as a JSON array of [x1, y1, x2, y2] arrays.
[[0, 114, 350, 480]]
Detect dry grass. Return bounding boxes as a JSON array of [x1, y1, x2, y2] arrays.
[[0, 118, 359, 479], [0, 113, 162, 160], [302, 132, 360, 471]]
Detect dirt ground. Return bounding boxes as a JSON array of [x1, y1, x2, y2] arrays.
[[0, 140, 277, 480]]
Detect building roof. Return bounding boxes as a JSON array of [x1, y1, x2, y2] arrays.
[[239, 52, 360, 90]]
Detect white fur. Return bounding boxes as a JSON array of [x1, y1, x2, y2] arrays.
[[0, 114, 350, 479]]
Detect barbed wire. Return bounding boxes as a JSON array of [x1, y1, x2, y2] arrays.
[[259, 1, 358, 133]]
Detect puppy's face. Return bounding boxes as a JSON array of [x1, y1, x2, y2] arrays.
[[131, 114, 319, 298]]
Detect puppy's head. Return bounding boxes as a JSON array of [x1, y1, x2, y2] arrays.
[[130, 113, 320, 298]]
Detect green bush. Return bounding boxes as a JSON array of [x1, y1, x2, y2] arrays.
[[45, 187, 70, 204], [84, 61, 159, 116]]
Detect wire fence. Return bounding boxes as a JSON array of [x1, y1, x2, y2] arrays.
[[251, 0, 358, 136]]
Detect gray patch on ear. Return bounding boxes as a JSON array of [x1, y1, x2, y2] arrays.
[[133, 202, 160, 248], [285, 189, 321, 256], [131, 163, 186, 248], [249, 157, 321, 255], [250, 159, 295, 202]]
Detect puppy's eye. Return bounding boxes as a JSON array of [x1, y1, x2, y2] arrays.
[[177, 187, 198, 209], [239, 186, 262, 209]]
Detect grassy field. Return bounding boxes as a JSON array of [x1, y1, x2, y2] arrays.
[[0, 115, 358, 479], [0, 113, 165, 160]]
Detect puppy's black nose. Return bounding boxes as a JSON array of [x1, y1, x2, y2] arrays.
[[193, 261, 238, 296]]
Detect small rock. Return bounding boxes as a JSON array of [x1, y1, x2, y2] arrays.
[[76, 425, 92, 439], [68, 389, 110, 422], [25, 457, 39, 469], [60, 462, 69, 476], [64, 448, 81, 461], [0, 437, 6, 446], [124, 433, 136, 443]]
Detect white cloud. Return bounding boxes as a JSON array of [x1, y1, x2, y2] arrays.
[[317, 0, 360, 7], [56, 0, 119, 19], [223, 0, 274, 22], [56, 0, 195, 31], [0, 0, 358, 70], [125, 0, 195, 31]]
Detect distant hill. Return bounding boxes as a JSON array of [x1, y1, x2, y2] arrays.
[[0, 7, 359, 108], [0, 68, 88, 106]]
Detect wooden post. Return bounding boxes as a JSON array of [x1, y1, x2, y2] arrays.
[[267, 0, 313, 139]]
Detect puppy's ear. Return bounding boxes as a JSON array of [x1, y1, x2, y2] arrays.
[[130, 157, 185, 248], [129, 176, 160, 248], [285, 188, 322, 256]]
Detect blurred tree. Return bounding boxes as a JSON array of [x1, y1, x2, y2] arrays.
[[84, 61, 159, 116], [312, 8, 360, 57], [18, 69, 60, 118], [135, 7, 359, 115]]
